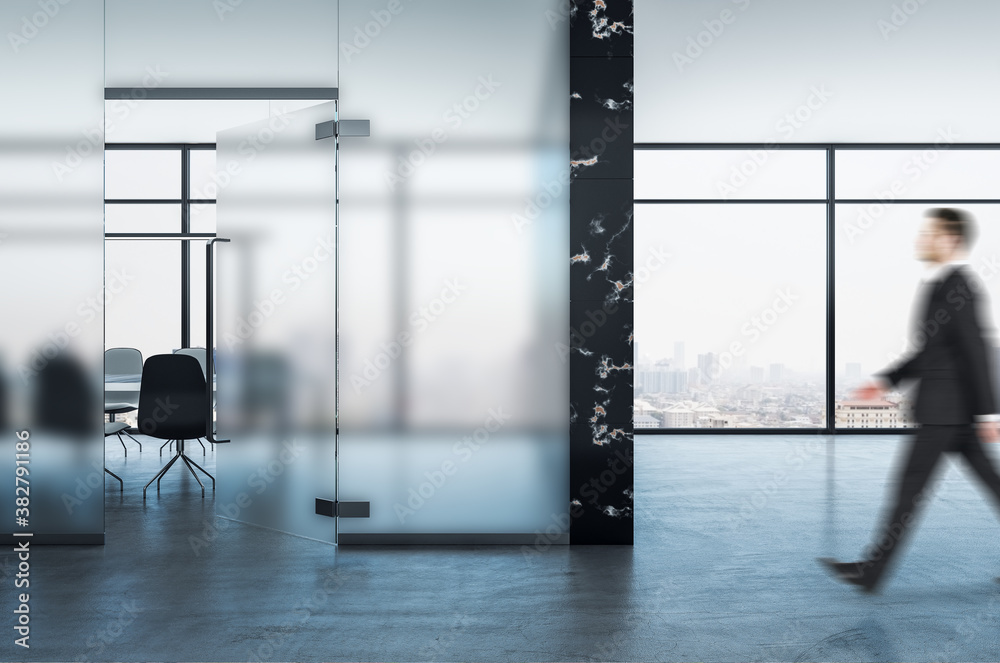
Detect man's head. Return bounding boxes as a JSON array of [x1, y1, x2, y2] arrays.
[[916, 208, 975, 264]]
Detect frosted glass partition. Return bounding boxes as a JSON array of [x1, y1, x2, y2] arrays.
[[103, 100, 333, 145], [836, 151, 1000, 200], [635, 150, 827, 200], [336, 0, 569, 540], [636, 0, 1000, 142], [105, 0, 337, 87], [215, 102, 339, 543], [0, 0, 104, 541]]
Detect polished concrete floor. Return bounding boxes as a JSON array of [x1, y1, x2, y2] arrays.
[[5, 434, 1000, 662]]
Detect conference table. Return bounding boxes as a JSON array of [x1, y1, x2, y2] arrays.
[[105, 372, 142, 403], [105, 373, 216, 419]]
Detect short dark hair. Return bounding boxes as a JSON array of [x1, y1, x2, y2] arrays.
[[925, 207, 975, 248]]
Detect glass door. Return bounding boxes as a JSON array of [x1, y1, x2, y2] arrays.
[[214, 101, 347, 543]]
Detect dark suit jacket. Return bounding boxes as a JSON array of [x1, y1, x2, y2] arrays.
[[877, 264, 998, 425]]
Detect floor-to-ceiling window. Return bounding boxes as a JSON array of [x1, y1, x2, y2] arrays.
[[634, 144, 1000, 432]]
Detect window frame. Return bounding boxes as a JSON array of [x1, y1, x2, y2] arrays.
[[104, 142, 217, 350], [634, 142, 1000, 435]]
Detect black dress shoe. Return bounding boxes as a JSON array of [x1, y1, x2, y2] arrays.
[[817, 557, 879, 593]]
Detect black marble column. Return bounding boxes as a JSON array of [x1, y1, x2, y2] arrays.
[[569, 0, 634, 545]]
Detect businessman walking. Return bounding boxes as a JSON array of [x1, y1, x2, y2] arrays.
[[820, 208, 1000, 592]]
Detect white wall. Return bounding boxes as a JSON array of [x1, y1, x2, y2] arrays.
[[636, 0, 1000, 142], [105, 0, 338, 88]]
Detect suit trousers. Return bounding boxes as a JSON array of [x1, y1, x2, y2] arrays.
[[857, 423, 1000, 585]]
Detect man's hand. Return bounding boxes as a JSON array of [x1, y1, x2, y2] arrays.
[[976, 421, 1000, 444], [850, 378, 888, 402]]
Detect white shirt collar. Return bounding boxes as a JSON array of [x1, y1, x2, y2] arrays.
[[922, 257, 969, 284]]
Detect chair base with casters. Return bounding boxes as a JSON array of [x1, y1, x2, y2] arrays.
[[105, 419, 142, 456], [143, 438, 215, 498]]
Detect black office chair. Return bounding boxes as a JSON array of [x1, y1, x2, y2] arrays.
[[168, 348, 210, 454], [105, 347, 143, 455], [139, 354, 214, 498]]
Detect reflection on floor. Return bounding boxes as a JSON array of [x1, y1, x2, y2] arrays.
[[5, 434, 1000, 662]]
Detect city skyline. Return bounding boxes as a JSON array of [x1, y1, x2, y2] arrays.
[[635, 339, 873, 379]]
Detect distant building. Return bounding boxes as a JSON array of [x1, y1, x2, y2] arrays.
[[634, 414, 661, 429], [633, 399, 654, 415], [750, 366, 764, 383], [704, 415, 735, 428], [691, 403, 720, 427], [736, 384, 763, 405], [662, 405, 694, 428], [668, 369, 687, 394], [768, 363, 784, 383], [835, 399, 913, 428], [698, 352, 718, 382], [733, 353, 748, 381], [637, 367, 687, 395], [673, 341, 685, 371], [636, 369, 653, 394]]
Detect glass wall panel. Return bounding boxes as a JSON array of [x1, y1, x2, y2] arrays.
[[104, 150, 181, 199], [634, 204, 827, 429], [836, 150, 1000, 201], [215, 102, 339, 543], [188, 150, 218, 200], [835, 203, 1000, 428], [336, 0, 569, 539], [0, 0, 104, 541], [635, 149, 827, 200], [104, 204, 180, 234], [190, 202, 217, 233]]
